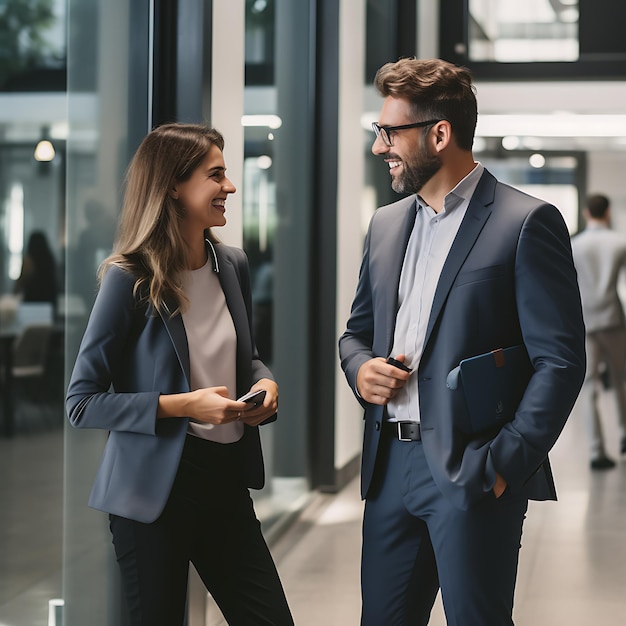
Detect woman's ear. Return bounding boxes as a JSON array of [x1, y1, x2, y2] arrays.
[[168, 186, 179, 200]]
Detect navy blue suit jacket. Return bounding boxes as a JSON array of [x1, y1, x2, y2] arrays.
[[339, 170, 586, 509], [66, 243, 273, 523]]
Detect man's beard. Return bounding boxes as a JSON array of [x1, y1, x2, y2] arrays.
[[391, 144, 442, 194]]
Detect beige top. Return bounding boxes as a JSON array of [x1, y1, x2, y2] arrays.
[[181, 258, 243, 443]]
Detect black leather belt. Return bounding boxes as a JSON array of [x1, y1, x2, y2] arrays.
[[384, 421, 421, 441]]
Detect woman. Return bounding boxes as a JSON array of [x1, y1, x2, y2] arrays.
[[66, 123, 293, 625], [14, 230, 58, 311]]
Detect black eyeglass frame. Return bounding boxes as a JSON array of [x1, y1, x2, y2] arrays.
[[371, 119, 444, 147]]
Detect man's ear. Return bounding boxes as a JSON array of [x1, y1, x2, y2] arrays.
[[432, 120, 452, 152]]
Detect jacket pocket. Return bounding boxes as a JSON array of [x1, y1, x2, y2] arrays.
[[455, 264, 506, 287]]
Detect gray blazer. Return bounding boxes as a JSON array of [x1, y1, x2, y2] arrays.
[[66, 242, 273, 523], [571, 225, 626, 332], [339, 169, 586, 510]]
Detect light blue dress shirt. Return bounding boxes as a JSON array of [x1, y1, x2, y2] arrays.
[[387, 163, 484, 423]]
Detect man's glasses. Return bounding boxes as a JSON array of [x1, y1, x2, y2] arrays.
[[371, 120, 443, 147]]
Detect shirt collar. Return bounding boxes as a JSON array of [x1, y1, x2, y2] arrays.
[[417, 162, 484, 215], [444, 162, 483, 213]]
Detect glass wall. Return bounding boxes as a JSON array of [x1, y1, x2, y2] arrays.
[[469, 0, 579, 63], [0, 1, 67, 624], [441, 0, 626, 78], [63, 1, 150, 624], [363, 0, 417, 211], [242, 0, 312, 523], [3, 0, 368, 623]]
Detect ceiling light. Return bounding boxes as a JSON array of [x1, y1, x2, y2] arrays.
[[501, 136, 521, 150], [241, 115, 282, 129], [34, 140, 55, 162], [256, 155, 272, 170]]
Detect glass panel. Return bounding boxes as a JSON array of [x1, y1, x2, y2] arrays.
[[365, 0, 397, 82], [243, 0, 311, 528], [63, 0, 150, 623], [243, 153, 276, 364], [0, 0, 67, 92], [364, 0, 407, 212], [0, 2, 67, 624], [469, 0, 579, 62], [245, 0, 275, 85]]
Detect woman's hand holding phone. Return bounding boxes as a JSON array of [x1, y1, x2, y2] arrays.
[[236, 379, 278, 426], [237, 389, 266, 408]]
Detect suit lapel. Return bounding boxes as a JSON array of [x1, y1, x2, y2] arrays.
[[216, 251, 248, 343], [158, 304, 191, 386], [423, 170, 497, 350], [384, 197, 418, 353], [214, 246, 252, 396]]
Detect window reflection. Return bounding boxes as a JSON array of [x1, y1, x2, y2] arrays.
[[469, 0, 579, 62], [0, 0, 66, 92], [245, 0, 275, 85], [244, 0, 276, 370], [0, 3, 67, 624], [243, 0, 311, 530], [243, 149, 276, 365]]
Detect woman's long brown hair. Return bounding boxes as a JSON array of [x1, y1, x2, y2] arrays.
[[99, 123, 224, 316]]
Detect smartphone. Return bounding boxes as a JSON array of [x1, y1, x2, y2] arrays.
[[386, 357, 412, 373], [237, 389, 267, 408]]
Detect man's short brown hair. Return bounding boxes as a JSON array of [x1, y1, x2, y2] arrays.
[[586, 194, 610, 219], [374, 58, 477, 151]]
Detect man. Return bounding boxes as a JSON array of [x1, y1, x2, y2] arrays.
[[339, 58, 585, 625], [571, 193, 626, 470]]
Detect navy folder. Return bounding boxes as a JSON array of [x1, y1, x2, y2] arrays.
[[446, 345, 533, 433]]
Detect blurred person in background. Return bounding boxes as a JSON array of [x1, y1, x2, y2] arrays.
[[572, 193, 626, 470], [13, 230, 58, 312]]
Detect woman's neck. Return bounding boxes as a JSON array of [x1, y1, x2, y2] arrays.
[[187, 241, 208, 270]]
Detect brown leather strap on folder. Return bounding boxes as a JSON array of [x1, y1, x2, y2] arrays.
[[492, 348, 505, 368]]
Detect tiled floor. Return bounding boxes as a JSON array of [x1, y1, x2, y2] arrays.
[[0, 424, 63, 626], [2, 389, 626, 625], [264, 389, 626, 626]]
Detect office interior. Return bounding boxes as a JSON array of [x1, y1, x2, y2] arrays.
[[1, 1, 626, 624]]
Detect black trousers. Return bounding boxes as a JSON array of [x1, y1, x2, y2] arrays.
[[109, 435, 294, 626]]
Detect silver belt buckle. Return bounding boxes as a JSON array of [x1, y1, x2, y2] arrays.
[[397, 421, 412, 442]]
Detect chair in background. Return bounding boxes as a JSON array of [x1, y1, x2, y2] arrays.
[[15, 301, 54, 327], [11, 324, 58, 431]]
